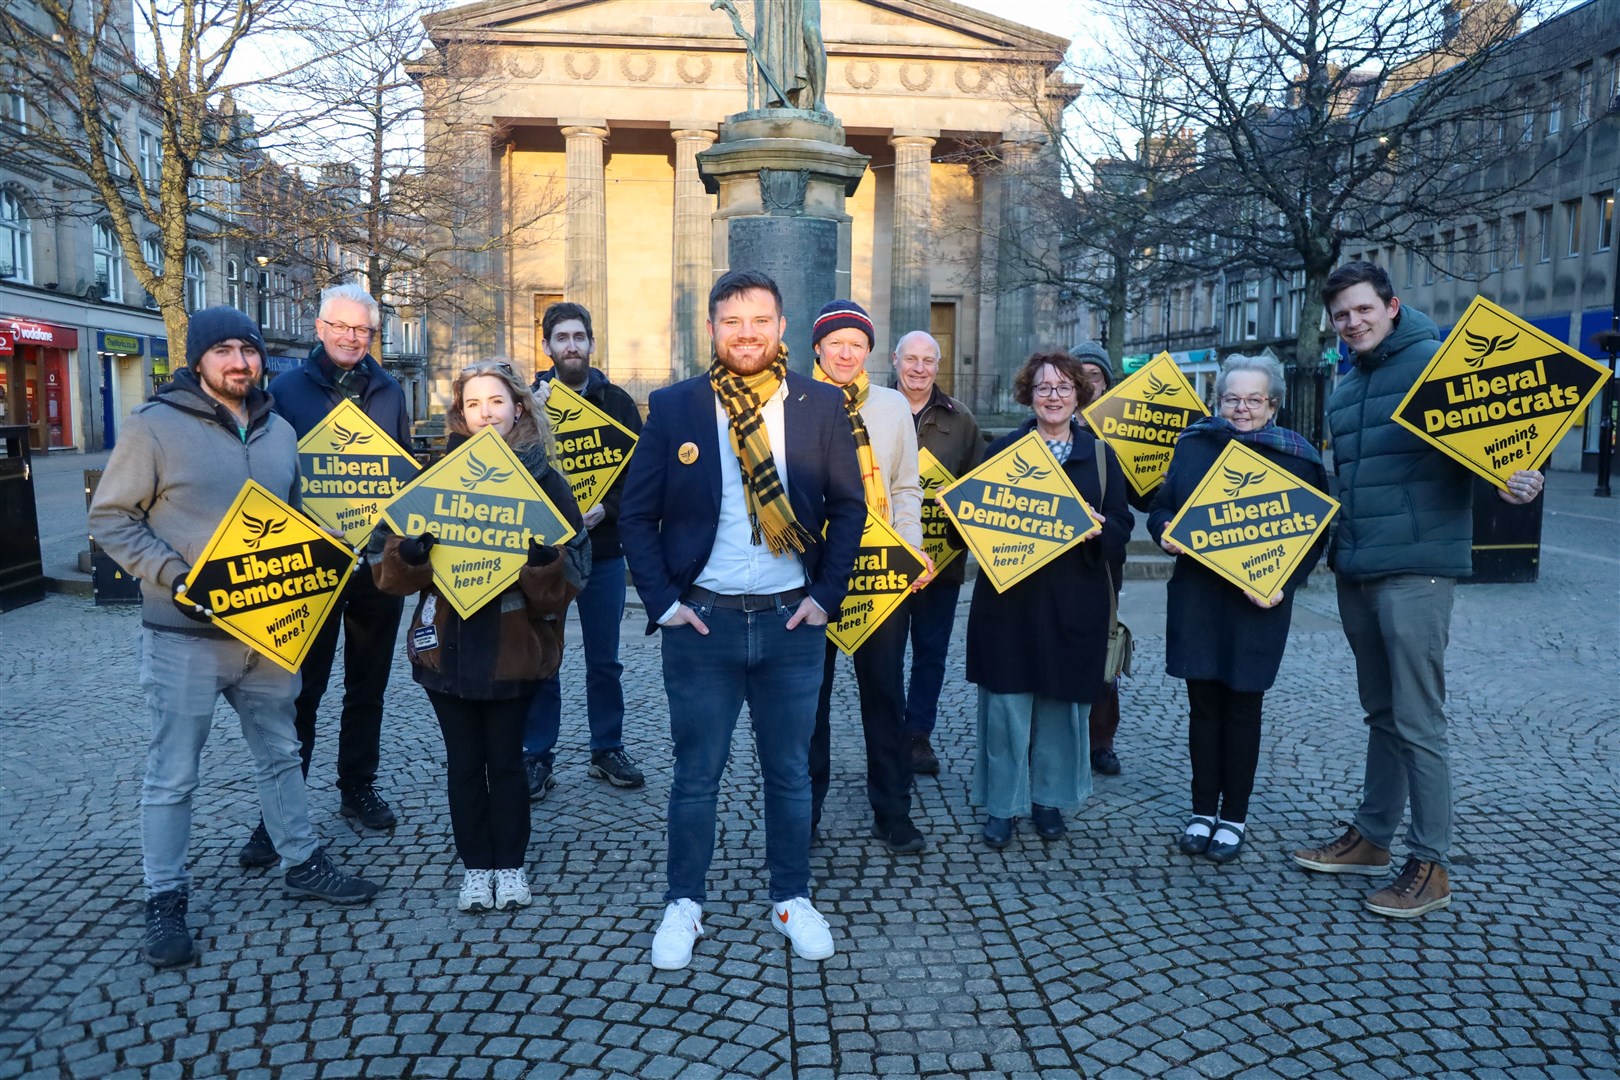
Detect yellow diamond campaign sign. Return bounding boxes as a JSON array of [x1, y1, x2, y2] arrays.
[[1392, 295, 1610, 488], [1161, 440, 1338, 605], [297, 399, 421, 546], [181, 480, 357, 674], [936, 431, 1100, 594], [917, 448, 963, 577], [543, 380, 638, 513], [378, 426, 577, 619], [826, 511, 928, 656], [1082, 351, 1209, 497]]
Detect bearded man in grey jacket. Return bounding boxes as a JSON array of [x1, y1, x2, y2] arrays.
[[89, 307, 379, 970]]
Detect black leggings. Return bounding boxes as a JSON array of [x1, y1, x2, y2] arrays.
[[426, 691, 530, 870], [1186, 679, 1264, 823]]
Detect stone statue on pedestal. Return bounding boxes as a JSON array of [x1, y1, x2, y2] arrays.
[[712, 0, 827, 114]]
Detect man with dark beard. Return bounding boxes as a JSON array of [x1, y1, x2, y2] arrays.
[[619, 269, 864, 971], [523, 303, 645, 796]]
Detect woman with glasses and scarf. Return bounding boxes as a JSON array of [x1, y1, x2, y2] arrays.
[[1149, 353, 1326, 863], [370, 360, 591, 913], [966, 352, 1133, 849]]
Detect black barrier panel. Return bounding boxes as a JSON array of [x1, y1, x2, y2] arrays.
[[0, 425, 45, 611]]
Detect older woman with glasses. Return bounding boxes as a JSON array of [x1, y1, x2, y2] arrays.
[[1148, 353, 1326, 863], [966, 352, 1133, 848]]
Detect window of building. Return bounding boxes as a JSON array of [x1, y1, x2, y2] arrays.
[[95, 222, 124, 302], [1565, 199, 1582, 257], [1424, 235, 1435, 283], [1510, 213, 1527, 267], [257, 273, 270, 327], [4, 89, 25, 132], [1546, 78, 1562, 134], [1286, 270, 1305, 334], [1487, 220, 1501, 272], [1243, 279, 1259, 341], [1520, 92, 1534, 144], [290, 283, 304, 338], [138, 131, 157, 182], [141, 236, 162, 308], [185, 251, 205, 312], [0, 191, 31, 283], [1576, 65, 1594, 126], [272, 271, 288, 332], [1461, 225, 1478, 277], [1440, 230, 1454, 278], [1405, 247, 1417, 286], [226, 259, 241, 310], [1535, 206, 1551, 263], [1224, 280, 1243, 343], [1598, 192, 1614, 252], [102, 116, 124, 177]]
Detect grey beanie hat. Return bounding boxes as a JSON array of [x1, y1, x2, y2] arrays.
[[1070, 340, 1114, 387]]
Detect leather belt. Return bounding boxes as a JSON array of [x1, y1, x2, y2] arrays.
[[683, 585, 808, 612]]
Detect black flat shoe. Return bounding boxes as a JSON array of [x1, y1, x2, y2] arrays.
[[1177, 816, 1216, 856], [982, 816, 1015, 849], [1206, 825, 1245, 863], [1031, 804, 1065, 840]]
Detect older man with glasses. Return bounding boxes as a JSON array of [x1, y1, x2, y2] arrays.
[[247, 281, 415, 866]]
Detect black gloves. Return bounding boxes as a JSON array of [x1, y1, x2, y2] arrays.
[[399, 533, 436, 565], [171, 579, 213, 623], [527, 539, 560, 567]]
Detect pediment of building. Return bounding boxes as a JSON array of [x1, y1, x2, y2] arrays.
[[426, 0, 1067, 64]]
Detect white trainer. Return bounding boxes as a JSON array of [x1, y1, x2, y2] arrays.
[[650, 899, 704, 970], [457, 869, 494, 913], [771, 896, 834, 961], [494, 867, 532, 910]]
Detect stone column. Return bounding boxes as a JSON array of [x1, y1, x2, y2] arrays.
[[994, 134, 1044, 378], [887, 132, 937, 350], [672, 126, 717, 379], [562, 122, 610, 367]]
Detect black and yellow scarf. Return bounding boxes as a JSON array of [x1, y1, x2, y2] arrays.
[[815, 365, 888, 521], [709, 346, 816, 555]]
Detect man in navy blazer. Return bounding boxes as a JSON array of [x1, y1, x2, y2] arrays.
[[619, 269, 864, 971]]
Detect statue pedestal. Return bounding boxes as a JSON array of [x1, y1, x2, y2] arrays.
[[698, 110, 869, 373]]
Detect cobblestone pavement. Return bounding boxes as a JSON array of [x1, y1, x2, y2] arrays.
[[1, 470, 1615, 1079]]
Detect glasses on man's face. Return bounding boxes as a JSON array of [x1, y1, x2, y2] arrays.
[[320, 319, 374, 339], [1220, 395, 1270, 411], [1034, 382, 1076, 399]]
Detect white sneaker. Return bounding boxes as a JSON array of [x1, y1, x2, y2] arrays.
[[650, 899, 704, 970], [457, 869, 494, 913], [771, 896, 834, 961], [494, 868, 532, 910]]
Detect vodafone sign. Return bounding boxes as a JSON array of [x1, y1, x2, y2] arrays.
[[1, 317, 80, 351]]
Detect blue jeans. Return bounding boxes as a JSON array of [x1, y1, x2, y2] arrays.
[[661, 599, 825, 904], [903, 577, 962, 736], [1338, 574, 1455, 867], [138, 629, 317, 896], [525, 555, 626, 761]]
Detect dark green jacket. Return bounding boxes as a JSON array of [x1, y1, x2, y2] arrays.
[[1326, 306, 1473, 580]]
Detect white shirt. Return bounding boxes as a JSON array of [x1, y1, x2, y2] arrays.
[[658, 382, 810, 622]]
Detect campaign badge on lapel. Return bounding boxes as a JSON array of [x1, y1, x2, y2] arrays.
[[678, 442, 699, 465]]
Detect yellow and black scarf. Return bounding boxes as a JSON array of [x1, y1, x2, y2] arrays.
[[814, 365, 888, 521], [709, 345, 816, 555]]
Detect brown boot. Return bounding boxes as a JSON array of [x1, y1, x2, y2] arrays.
[[1364, 858, 1451, 919], [910, 734, 940, 776], [1292, 825, 1391, 875]]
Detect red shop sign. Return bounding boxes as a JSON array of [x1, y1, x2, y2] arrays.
[[1, 317, 79, 350], [0, 329, 12, 356]]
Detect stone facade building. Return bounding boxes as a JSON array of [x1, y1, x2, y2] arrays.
[[418, 0, 1070, 412]]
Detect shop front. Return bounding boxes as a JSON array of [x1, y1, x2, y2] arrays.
[[0, 317, 79, 451]]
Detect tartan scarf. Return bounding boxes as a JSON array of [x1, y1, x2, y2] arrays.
[[814, 364, 889, 521], [709, 345, 816, 555], [1179, 415, 1323, 465]]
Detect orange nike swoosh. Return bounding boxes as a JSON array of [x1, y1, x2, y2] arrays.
[[778, 911, 790, 924]]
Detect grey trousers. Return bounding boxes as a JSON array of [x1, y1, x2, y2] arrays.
[[1336, 574, 1456, 868]]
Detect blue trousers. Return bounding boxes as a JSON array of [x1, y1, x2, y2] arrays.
[[661, 600, 825, 904], [524, 555, 627, 762]]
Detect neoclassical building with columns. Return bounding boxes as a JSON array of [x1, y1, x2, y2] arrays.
[[419, 0, 1069, 411]]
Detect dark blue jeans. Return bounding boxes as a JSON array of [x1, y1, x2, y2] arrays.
[[661, 598, 826, 904], [903, 577, 961, 736], [524, 555, 627, 762]]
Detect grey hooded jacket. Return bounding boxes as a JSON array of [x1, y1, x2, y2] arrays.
[[88, 369, 301, 635]]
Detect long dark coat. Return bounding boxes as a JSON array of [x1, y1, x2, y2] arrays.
[[1146, 426, 1327, 693], [964, 417, 1133, 704]]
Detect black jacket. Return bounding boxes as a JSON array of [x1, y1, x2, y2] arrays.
[[536, 366, 642, 562], [964, 418, 1133, 703], [1147, 425, 1326, 693], [269, 345, 412, 448], [913, 386, 982, 586]]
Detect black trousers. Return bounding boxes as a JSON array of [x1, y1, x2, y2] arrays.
[[293, 566, 404, 789], [1186, 678, 1265, 823], [426, 691, 530, 870], [810, 598, 913, 828]]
